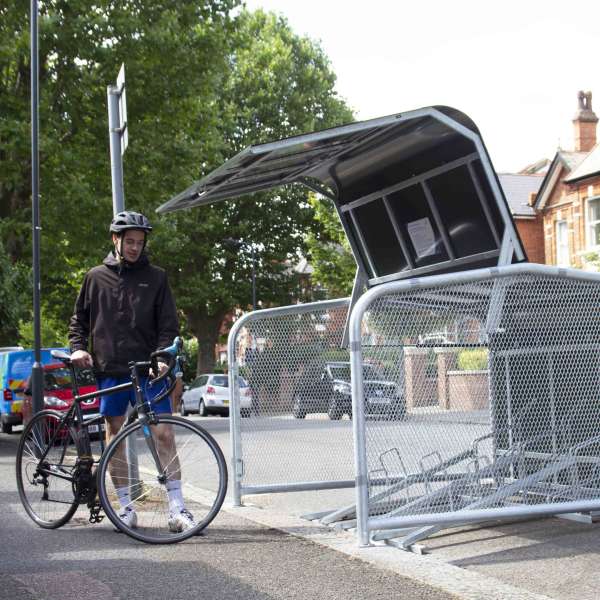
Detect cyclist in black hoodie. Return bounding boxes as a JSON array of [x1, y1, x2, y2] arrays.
[[68, 211, 195, 533]]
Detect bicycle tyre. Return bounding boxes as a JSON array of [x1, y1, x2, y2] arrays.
[[97, 415, 227, 544], [16, 410, 80, 529]]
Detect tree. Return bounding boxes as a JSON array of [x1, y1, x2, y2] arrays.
[[1, 3, 352, 372], [305, 195, 356, 298]]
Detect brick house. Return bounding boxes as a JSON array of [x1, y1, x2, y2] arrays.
[[534, 91, 600, 268]]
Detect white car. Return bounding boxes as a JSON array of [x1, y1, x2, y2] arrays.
[[180, 373, 252, 417]]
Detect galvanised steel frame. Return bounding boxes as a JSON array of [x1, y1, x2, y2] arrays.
[[349, 263, 600, 548]]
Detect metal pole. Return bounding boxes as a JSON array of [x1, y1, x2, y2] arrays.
[[227, 345, 243, 507], [349, 301, 370, 547], [108, 71, 136, 494], [107, 86, 124, 214], [30, 0, 43, 416]]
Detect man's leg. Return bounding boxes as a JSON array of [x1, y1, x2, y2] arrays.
[[97, 378, 136, 525], [143, 381, 180, 483], [153, 420, 182, 499], [153, 421, 180, 476], [105, 414, 138, 528], [152, 420, 195, 531], [105, 415, 127, 488], [142, 380, 194, 530]]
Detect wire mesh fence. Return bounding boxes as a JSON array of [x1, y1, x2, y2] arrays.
[[228, 299, 355, 504], [350, 264, 600, 545]]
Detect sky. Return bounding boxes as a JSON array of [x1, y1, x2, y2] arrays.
[[244, 0, 600, 173]]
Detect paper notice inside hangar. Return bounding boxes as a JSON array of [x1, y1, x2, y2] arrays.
[[407, 217, 436, 258]]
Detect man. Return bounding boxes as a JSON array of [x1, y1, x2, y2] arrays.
[[68, 210, 194, 532]]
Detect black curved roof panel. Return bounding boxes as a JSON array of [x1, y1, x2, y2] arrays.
[[158, 106, 526, 284]]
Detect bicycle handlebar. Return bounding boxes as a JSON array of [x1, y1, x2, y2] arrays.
[[148, 336, 184, 388], [53, 338, 185, 411]]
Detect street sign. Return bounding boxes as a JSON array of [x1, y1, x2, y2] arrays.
[[107, 64, 128, 213], [116, 63, 128, 154]]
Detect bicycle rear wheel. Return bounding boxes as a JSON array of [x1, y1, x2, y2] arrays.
[[16, 410, 80, 528], [97, 415, 227, 544]]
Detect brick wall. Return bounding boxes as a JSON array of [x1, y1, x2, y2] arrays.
[[515, 216, 545, 263], [447, 370, 489, 411]]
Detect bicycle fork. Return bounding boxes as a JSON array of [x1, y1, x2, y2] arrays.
[[140, 420, 170, 484]]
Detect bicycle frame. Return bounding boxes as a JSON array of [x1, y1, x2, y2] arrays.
[[32, 358, 173, 499]]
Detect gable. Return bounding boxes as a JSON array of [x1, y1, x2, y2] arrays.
[[544, 166, 571, 209], [535, 151, 587, 210]]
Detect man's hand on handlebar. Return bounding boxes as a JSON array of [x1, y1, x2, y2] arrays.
[[71, 349, 93, 369], [151, 361, 169, 379]]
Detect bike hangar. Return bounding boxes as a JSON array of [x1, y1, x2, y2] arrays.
[[158, 106, 600, 550]]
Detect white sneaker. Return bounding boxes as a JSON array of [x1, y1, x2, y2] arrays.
[[168, 508, 195, 533], [117, 507, 138, 530]]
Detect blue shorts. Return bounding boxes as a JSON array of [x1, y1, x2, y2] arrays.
[[98, 375, 172, 417]]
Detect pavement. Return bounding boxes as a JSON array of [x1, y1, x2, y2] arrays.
[[2, 417, 600, 600]]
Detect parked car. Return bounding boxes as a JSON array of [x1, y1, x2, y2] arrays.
[[291, 361, 406, 420], [180, 374, 252, 417], [0, 347, 67, 434], [21, 363, 103, 436]]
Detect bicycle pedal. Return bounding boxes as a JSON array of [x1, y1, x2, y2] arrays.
[[89, 513, 104, 524], [89, 503, 105, 524]]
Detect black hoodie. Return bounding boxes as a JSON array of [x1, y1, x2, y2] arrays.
[[68, 251, 179, 377]]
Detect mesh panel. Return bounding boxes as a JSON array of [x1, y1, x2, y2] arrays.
[[359, 272, 600, 522], [232, 300, 354, 489]]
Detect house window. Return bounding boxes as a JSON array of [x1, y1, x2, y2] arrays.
[[587, 197, 600, 249], [556, 220, 570, 266]]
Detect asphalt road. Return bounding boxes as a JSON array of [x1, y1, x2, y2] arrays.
[[4, 412, 600, 600], [0, 429, 456, 600]]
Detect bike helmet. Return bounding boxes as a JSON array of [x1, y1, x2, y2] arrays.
[[109, 211, 153, 233]]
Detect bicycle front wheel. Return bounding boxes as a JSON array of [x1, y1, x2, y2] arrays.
[[97, 415, 227, 544], [16, 410, 80, 528]]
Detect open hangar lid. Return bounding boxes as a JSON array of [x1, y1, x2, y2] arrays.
[[158, 106, 526, 286]]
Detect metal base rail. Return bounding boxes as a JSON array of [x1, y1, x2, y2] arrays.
[[319, 448, 477, 526], [367, 427, 600, 548]]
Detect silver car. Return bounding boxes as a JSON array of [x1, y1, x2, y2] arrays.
[[180, 373, 252, 417]]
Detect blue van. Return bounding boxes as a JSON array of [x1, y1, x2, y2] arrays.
[[0, 348, 67, 433]]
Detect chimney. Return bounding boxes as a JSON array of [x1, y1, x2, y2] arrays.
[[573, 90, 598, 152]]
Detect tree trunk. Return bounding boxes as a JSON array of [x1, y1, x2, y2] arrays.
[[197, 329, 219, 374], [185, 309, 226, 376]]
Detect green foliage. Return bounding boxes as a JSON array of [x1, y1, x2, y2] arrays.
[[457, 348, 489, 371], [0, 242, 29, 344], [305, 195, 356, 298], [581, 251, 600, 271], [181, 337, 198, 382], [18, 308, 69, 348], [1, 2, 352, 376]]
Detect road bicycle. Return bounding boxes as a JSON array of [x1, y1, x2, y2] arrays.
[[15, 337, 227, 544]]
